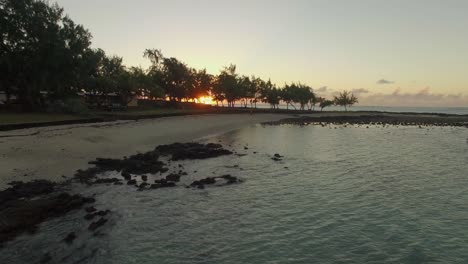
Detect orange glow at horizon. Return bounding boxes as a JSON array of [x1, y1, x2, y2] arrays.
[[196, 96, 214, 105]]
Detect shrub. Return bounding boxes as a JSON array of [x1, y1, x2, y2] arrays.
[[47, 98, 90, 115]]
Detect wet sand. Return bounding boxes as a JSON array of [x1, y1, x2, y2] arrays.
[[0, 113, 289, 189]]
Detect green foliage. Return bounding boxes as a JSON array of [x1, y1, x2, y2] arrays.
[[0, 0, 92, 110], [47, 98, 90, 115]]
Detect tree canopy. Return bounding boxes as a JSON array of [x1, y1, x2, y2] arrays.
[[0, 0, 357, 112]]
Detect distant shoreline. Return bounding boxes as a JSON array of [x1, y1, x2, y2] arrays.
[[1, 107, 467, 132]]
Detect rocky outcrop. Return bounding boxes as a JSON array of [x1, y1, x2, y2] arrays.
[[156, 142, 233, 160], [0, 185, 95, 246], [189, 175, 242, 189]]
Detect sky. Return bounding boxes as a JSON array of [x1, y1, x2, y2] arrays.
[[54, 0, 468, 107]]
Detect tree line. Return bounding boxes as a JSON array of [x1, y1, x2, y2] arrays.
[[0, 0, 358, 112]]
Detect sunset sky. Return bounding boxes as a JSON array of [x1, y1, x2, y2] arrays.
[[54, 0, 468, 107]]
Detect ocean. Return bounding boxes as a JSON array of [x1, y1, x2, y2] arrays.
[[254, 104, 468, 115], [3, 123, 468, 263]]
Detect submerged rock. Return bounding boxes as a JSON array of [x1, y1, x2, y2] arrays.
[[156, 142, 233, 160], [190, 175, 241, 188], [63, 232, 77, 244], [127, 179, 137, 185], [88, 218, 108, 231], [0, 180, 55, 204], [39, 253, 52, 264], [150, 182, 176, 189], [166, 173, 181, 182], [84, 210, 110, 221], [75, 150, 168, 183], [94, 178, 121, 184], [85, 206, 97, 213], [0, 191, 94, 246]]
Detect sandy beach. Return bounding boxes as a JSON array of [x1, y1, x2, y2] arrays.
[[0, 113, 289, 189]]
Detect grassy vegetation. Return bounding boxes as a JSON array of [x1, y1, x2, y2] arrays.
[[0, 112, 87, 125], [94, 108, 205, 117], [0, 107, 215, 126]]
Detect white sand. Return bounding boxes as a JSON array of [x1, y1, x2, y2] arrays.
[[0, 113, 289, 189]]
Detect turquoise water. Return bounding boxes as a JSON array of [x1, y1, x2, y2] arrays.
[[3, 124, 468, 263]]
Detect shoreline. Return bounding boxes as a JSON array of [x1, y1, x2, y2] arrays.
[[2, 108, 467, 132], [2, 111, 467, 189], [0, 113, 290, 189]]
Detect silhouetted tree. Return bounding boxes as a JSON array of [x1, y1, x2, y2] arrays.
[[215, 64, 239, 107], [319, 98, 334, 111], [334, 90, 358, 111], [0, 0, 92, 110]]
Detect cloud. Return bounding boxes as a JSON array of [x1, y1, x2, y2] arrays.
[[377, 79, 395, 85], [359, 87, 468, 107], [352, 88, 369, 94], [316, 86, 328, 92]]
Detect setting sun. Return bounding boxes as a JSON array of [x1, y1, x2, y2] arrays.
[[196, 96, 214, 105]]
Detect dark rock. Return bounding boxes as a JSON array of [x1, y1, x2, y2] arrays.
[[190, 175, 242, 189], [76, 150, 167, 183], [88, 218, 108, 231], [96, 210, 110, 216], [40, 253, 52, 264], [1, 180, 55, 205], [151, 182, 176, 189], [127, 179, 137, 185], [94, 178, 120, 184], [121, 172, 131, 180], [155, 178, 167, 184], [85, 206, 97, 213], [156, 142, 232, 160], [64, 232, 76, 244], [274, 153, 283, 158], [206, 143, 223, 149], [84, 213, 95, 220], [83, 197, 96, 204], [114, 181, 124, 185], [244, 146, 249, 150], [219, 175, 241, 184], [190, 177, 215, 187], [0, 192, 94, 246], [200, 177, 216, 184], [141, 175, 148, 182], [166, 173, 181, 182], [85, 210, 110, 220]]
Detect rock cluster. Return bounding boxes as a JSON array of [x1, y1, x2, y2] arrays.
[[190, 175, 242, 189], [156, 142, 233, 160], [0, 181, 95, 246]]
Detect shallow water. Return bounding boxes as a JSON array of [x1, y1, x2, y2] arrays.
[[3, 124, 468, 263]]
